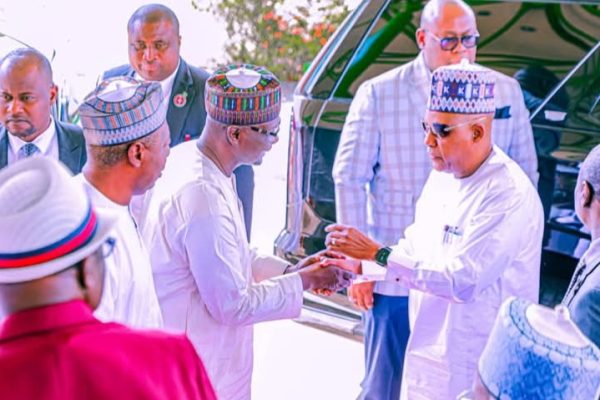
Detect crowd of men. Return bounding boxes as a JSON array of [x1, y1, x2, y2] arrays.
[[0, 1, 599, 399]]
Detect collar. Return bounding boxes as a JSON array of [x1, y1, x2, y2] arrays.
[[581, 237, 600, 268], [77, 174, 130, 212], [7, 117, 56, 155], [412, 52, 432, 86], [197, 145, 235, 186], [0, 300, 96, 342]]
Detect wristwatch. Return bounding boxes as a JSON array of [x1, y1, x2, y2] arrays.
[[375, 246, 392, 267]]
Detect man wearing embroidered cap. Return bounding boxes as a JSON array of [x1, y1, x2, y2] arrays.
[[326, 61, 544, 399], [459, 297, 600, 399], [76, 76, 169, 329], [143, 64, 355, 399], [103, 3, 255, 240], [0, 157, 217, 400]]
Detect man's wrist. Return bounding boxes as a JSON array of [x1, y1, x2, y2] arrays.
[[374, 246, 393, 267]]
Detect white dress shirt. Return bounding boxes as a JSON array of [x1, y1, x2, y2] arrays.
[[134, 59, 179, 103], [74, 174, 163, 329], [372, 147, 543, 400], [7, 117, 58, 164], [333, 53, 539, 296], [143, 142, 304, 400]]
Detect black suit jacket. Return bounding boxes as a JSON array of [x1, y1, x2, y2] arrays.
[[102, 58, 255, 238], [0, 120, 86, 174]]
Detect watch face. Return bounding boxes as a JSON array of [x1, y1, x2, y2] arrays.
[[376, 247, 391, 266]]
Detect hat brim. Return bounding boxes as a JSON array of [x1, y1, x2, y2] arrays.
[[0, 208, 118, 284]]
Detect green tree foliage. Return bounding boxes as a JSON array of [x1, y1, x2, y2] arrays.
[[193, 0, 350, 81]]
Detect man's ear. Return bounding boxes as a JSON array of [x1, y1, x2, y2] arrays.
[[225, 126, 241, 145], [582, 180, 594, 208], [416, 28, 426, 49], [49, 84, 58, 103], [127, 142, 144, 167], [471, 123, 485, 143]]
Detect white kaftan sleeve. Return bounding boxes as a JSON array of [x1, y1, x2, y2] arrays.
[[185, 211, 303, 326], [386, 188, 540, 303]]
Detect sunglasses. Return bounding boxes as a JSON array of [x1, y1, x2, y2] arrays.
[[249, 125, 280, 137], [422, 116, 488, 139], [428, 31, 480, 51]]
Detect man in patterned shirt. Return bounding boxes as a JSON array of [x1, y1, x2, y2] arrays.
[[331, 1, 537, 398]]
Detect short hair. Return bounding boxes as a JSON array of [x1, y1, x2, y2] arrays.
[[127, 4, 180, 35], [420, 0, 475, 28], [0, 47, 53, 82], [580, 145, 600, 195], [87, 127, 161, 167]]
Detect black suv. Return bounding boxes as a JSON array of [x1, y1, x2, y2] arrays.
[[275, 0, 600, 308]]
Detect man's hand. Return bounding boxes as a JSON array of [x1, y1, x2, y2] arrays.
[[347, 282, 375, 311], [297, 261, 355, 292], [287, 249, 346, 274], [325, 224, 382, 260]]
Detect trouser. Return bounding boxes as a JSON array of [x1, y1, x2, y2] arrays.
[[358, 294, 410, 400], [233, 164, 254, 240]]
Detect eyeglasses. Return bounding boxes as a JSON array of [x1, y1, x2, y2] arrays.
[[427, 31, 480, 51], [249, 125, 280, 137], [422, 116, 488, 139]]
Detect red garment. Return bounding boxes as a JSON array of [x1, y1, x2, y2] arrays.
[[0, 300, 217, 400]]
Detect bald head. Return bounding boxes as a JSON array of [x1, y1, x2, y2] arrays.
[[575, 144, 600, 236], [0, 47, 57, 141], [580, 145, 600, 195], [0, 47, 53, 84], [416, 0, 478, 71], [127, 3, 180, 35], [420, 0, 476, 29]]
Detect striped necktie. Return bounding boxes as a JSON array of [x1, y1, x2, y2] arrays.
[[19, 143, 40, 159]]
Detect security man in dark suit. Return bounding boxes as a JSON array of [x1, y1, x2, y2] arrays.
[[102, 4, 254, 238], [0, 48, 86, 174]]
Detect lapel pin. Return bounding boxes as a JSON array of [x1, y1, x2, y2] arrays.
[[173, 91, 188, 108]]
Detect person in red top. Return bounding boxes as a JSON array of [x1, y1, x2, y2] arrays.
[[0, 156, 216, 400]]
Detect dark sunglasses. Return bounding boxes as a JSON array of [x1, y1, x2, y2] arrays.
[[249, 125, 280, 137], [422, 116, 487, 139], [428, 31, 480, 51]]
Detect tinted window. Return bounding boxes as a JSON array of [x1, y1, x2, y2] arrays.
[[333, 1, 600, 100]]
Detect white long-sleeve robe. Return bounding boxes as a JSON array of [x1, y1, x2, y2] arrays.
[[379, 147, 543, 400], [75, 175, 163, 329], [143, 142, 304, 400]]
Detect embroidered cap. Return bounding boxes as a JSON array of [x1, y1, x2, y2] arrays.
[[428, 59, 496, 114], [478, 297, 600, 399], [78, 76, 167, 146], [205, 64, 281, 125], [0, 157, 117, 283]]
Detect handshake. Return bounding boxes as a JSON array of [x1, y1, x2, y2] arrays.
[[288, 249, 361, 293]]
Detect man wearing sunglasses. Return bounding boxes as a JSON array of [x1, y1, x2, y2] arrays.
[[142, 64, 356, 399], [328, 61, 543, 400], [332, 1, 538, 398]]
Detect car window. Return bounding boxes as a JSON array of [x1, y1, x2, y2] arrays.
[[333, 1, 600, 100]]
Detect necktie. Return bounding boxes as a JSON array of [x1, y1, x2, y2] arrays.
[[19, 143, 40, 159]]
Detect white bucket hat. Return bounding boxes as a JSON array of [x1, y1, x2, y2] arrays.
[[0, 157, 117, 283]]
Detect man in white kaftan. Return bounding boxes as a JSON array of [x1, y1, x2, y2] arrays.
[[76, 77, 169, 328], [326, 60, 543, 400], [143, 64, 354, 400]]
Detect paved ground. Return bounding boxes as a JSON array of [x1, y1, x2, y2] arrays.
[[250, 103, 364, 399]]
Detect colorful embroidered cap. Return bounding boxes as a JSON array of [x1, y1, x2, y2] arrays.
[[477, 297, 600, 399], [428, 59, 496, 114], [0, 157, 117, 283], [78, 76, 167, 146], [205, 64, 281, 125]]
